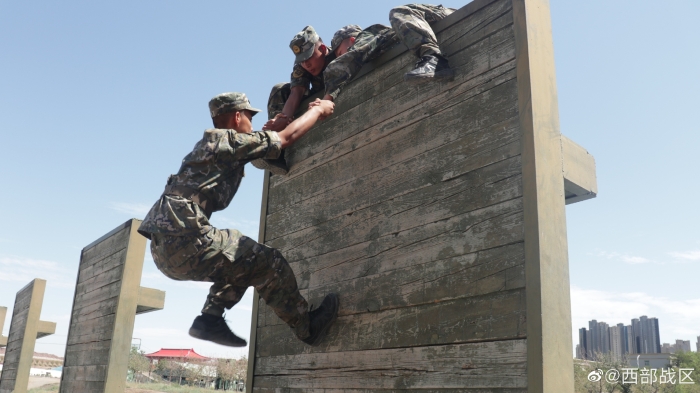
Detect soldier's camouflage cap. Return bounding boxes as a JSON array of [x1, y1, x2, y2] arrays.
[[331, 25, 362, 51], [290, 25, 321, 65], [208, 92, 261, 118]]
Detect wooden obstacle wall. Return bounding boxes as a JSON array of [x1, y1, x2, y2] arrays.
[[60, 219, 165, 393], [0, 279, 56, 393], [248, 0, 596, 391]]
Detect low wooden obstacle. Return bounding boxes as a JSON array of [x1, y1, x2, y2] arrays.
[[0, 279, 57, 393], [59, 219, 165, 393], [247, 0, 596, 391]]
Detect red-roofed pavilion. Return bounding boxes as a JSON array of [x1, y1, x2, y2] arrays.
[[144, 348, 209, 361]]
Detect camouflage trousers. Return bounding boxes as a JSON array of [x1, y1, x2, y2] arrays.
[[390, 4, 454, 58], [323, 4, 453, 97], [150, 227, 310, 339]]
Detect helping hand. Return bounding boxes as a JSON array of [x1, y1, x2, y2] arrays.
[[309, 98, 335, 120], [262, 113, 293, 131]]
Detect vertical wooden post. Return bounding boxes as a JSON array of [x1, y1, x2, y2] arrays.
[[0, 279, 55, 393], [60, 219, 165, 393], [0, 306, 7, 347], [513, 0, 575, 391]]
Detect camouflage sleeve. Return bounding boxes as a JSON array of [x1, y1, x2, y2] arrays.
[[324, 26, 395, 99], [289, 64, 311, 91], [323, 51, 364, 100], [227, 131, 282, 161]]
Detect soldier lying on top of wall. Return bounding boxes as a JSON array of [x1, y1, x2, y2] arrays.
[[139, 92, 339, 347], [325, 4, 456, 100], [254, 4, 456, 175]]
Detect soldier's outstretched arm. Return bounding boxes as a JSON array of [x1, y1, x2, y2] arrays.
[[278, 99, 334, 148], [263, 86, 307, 131]]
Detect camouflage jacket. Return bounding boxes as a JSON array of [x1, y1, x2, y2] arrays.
[[289, 49, 336, 95], [138, 129, 282, 238], [324, 24, 398, 99]]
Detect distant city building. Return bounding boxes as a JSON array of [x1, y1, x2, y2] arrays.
[[697, 336, 700, 353], [661, 339, 692, 354], [661, 343, 673, 353], [576, 315, 664, 360]]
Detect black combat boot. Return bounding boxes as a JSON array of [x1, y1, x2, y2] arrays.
[[404, 54, 454, 82], [251, 150, 289, 176], [301, 293, 340, 346], [189, 314, 247, 347]]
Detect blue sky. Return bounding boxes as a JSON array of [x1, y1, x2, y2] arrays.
[[1, 1, 698, 359]]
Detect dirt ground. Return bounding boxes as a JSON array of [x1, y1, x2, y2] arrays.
[[27, 376, 60, 389]]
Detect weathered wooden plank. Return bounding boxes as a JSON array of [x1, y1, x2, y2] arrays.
[[78, 250, 127, 285], [61, 219, 165, 393], [0, 279, 50, 393], [274, 24, 517, 200], [267, 96, 520, 243], [274, 21, 516, 196], [311, 242, 524, 316], [270, 153, 522, 265], [255, 339, 526, 389], [332, 0, 513, 116], [257, 288, 525, 358], [260, 198, 524, 328], [74, 262, 125, 298], [295, 196, 522, 285], [81, 226, 130, 266]]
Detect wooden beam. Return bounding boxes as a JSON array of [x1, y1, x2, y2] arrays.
[[136, 286, 166, 314], [513, 0, 575, 391], [247, 171, 272, 393], [0, 306, 7, 347], [562, 135, 597, 204], [36, 320, 56, 339], [0, 279, 56, 393], [60, 219, 167, 393]]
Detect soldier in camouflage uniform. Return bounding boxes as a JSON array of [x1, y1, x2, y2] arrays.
[[139, 92, 339, 347], [252, 26, 337, 176], [264, 26, 336, 129], [323, 4, 455, 100]]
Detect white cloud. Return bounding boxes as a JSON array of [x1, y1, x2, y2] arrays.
[[0, 256, 74, 288], [669, 250, 700, 261], [595, 251, 654, 265], [109, 202, 151, 216]]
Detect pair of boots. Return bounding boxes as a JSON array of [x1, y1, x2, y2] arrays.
[[404, 53, 454, 82], [189, 293, 339, 347]]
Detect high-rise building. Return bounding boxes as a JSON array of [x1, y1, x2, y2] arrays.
[[697, 336, 700, 353], [675, 339, 691, 352], [626, 324, 636, 355], [578, 328, 589, 359], [578, 316, 663, 359], [610, 324, 625, 360]]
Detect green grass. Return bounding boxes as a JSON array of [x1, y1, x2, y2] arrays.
[[28, 384, 59, 393]]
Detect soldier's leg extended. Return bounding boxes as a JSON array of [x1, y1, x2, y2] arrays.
[[200, 228, 311, 340], [389, 4, 455, 81]]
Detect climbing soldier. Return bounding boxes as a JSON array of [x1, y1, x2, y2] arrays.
[[138, 92, 339, 347], [253, 26, 336, 175], [324, 4, 455, 101]]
